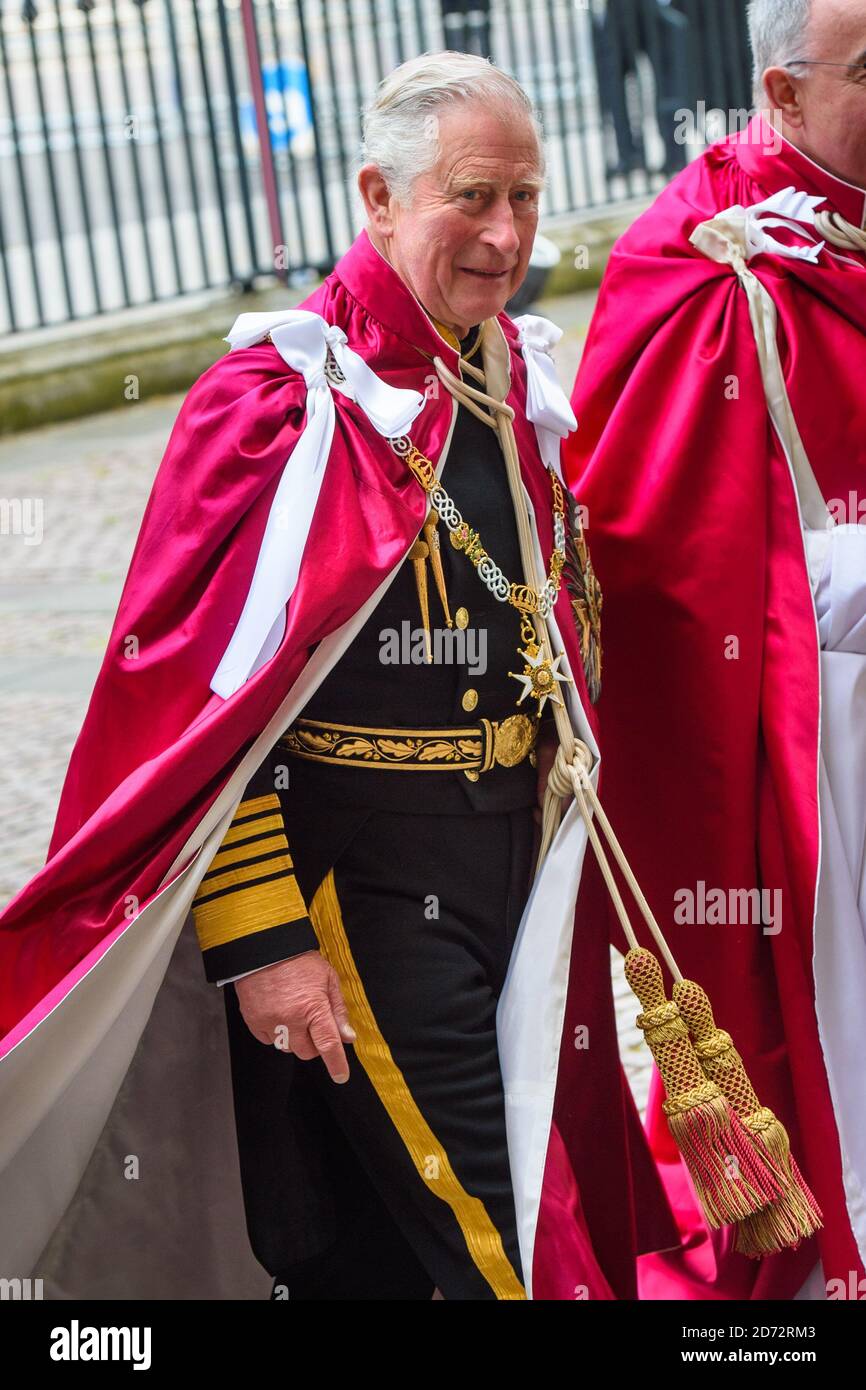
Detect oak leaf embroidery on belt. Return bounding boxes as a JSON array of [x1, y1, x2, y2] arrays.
[[282, 726, 484, 765]]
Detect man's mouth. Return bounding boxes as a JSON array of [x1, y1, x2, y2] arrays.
[[460, 267, 511, 279]]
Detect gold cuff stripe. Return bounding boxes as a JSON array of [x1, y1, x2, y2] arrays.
[[207, 832, 291, 874], [221, 812, 285, 847], [197, 853, 305, 902], [308, 868, 526, 1301], [234, 792, 281, 818], [193, 870, 310, 952]]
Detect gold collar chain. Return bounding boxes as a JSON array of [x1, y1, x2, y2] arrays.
[[389, 432, 571, 717], [321, 337, 572, 717]]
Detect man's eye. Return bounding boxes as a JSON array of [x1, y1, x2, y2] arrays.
[[460, 189, 481, 200]]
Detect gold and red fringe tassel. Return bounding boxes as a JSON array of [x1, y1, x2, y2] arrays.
[[672, 978, 823, 1256], [624, 948, 787, 1229]]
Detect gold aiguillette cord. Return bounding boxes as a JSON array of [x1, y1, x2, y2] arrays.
[[423, 507, 452, 628], [410, 507, 452, 662], [408, 537, 432, 663]]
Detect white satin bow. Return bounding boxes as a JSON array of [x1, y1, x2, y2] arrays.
[[511, 313, 578, 481], [210, 310, 425, 699], [742, 187, 829, 262], [691, 186, 829, 269]]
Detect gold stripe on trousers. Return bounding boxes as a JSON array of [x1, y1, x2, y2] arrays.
[[308, 867, 527, 1301]]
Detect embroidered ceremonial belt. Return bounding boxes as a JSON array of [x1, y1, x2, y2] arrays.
[[277, 714, 540, 779]]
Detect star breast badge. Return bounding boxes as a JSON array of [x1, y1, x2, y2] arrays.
[[562, 489, 603, 704], [508, 644, 571, 717]]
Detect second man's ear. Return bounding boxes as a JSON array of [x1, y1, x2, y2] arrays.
[[760, 66, 806, 129]]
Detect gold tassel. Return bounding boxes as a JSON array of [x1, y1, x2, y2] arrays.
[[673, 978, 823, 1256], [408, 538, 432, 663], [624, 950, 786, 1227]]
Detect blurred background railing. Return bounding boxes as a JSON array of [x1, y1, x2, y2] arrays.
[[0, 0, 751, 334]]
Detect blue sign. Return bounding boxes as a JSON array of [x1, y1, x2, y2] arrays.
[[240, 60, 312, 154]]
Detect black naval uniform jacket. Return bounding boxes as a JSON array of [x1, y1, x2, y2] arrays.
[[191, 322, 556, 983]]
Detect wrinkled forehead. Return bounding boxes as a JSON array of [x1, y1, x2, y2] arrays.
[[429, 103, 545, 189]]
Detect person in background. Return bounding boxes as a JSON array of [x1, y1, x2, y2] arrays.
[[566, 0, 866, 1300]]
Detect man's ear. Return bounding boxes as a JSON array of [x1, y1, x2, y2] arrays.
[[762, 66, 806, 129], [357, 164, 395, 236]]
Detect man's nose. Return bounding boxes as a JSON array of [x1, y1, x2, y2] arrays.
[[480, 202, 521, 259]]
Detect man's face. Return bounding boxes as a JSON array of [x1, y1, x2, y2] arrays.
[[774, 0, 866, 191], [362, 102, 543, 338]]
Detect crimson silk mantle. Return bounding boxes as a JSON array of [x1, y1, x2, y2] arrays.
[[565, 115, 866, 1300]]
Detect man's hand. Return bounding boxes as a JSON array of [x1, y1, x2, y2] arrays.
[[235, 950, 356, 1083]]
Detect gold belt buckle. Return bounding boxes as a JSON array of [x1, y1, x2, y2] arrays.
[[492, 713, 538, 767], [466, 714, 539, 780]]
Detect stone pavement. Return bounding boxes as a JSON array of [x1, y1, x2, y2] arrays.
[[0, 286, 651, 1115]]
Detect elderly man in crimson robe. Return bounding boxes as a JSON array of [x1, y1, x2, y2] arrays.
[[566, 0, 866, 1301]]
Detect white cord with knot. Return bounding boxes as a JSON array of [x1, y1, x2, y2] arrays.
[[546, 738, 682, 978], [432, 339, 596, 875], [433, 334, 693, 978], [814, 209, 866, 254]]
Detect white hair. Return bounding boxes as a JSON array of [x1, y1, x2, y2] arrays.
[[747, 0, 813, 106], [359, 50, 545, 206]]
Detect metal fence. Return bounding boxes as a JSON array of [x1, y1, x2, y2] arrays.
[[0, 0, 752, 334]]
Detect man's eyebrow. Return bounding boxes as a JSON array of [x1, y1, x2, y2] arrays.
[[447, 173, 545, 192]]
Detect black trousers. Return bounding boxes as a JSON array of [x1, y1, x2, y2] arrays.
[[223, 795, 536, 1300]]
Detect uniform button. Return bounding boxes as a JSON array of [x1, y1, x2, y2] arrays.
[[455, 606, 469, 630], [462, 688, 478, 712], [463, 769, 480, 782]]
